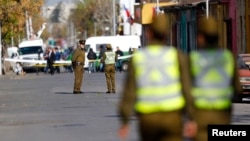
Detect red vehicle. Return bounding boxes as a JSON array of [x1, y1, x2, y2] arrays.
[[236, 54, 250, 102]]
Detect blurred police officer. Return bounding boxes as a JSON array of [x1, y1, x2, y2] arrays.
[[118, 14, 191, 141], [72, 40, 85, 94], [186, 16, 242, 141], [101, 44, 117, 93]]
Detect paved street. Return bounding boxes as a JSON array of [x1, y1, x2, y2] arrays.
[[0, 72, 250, 141], [0, 72, 138, 141]]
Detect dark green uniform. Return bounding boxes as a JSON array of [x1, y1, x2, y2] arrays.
[[188, 16, 242, 141], [72, 46, 85, 93], [101, 49, 118, 93], [188, 49, 242, 141], [118, 43, 191, 141], [118, 14, 193, 141]]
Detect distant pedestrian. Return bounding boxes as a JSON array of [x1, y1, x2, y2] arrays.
[[47, 47, 55, 75], [64, 48, 73, 73], [54, 47, 61, 73], [36, 48, 43, 74], [14, 62, 25, 75], [87, 48, 97, 73], [115, 46, 123, 72], [128, 47, 133, 55], [43, 48, 50, 73], [98, 45, 105, 72]]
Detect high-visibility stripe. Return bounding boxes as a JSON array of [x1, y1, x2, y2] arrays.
[[133, 46, 185, 113], [105, 52, 116, 64], [135, 96, 185, 114], [34, 64, 71, 67], [190, 49, 234, 109], [137, 83, 182, 95]]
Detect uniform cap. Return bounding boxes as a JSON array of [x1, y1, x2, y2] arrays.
[[79, 39, 85, 45], [198, 16, 218, 36], [106, 44, 112, 49], [150, 14, 170, 35]]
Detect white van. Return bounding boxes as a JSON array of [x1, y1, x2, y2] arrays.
[[18, 39, 45, 70], [84, 35, 141, 70], [7, 47, 19, 72]]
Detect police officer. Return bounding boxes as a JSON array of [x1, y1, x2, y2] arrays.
[[101, 44, 117, 93], [186, 16, 242, 141], [72, 40, 85, 94], [118, 14, 191, 141]]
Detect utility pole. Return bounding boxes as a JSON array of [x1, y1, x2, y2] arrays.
[[112, 0, 116, 35], [156, 0, 160, 14], [0, 20, 2, 75], [94, 22, 97, 36], [206, 0, 209, 18], [25, 11, 30, 40]]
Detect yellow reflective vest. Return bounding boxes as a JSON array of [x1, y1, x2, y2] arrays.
[[105, 52, 115, 64], [133, 46, 185, 114], [190, 49, 234, 109]]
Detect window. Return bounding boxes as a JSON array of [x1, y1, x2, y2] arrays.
[[85, 45, 90, 52], [18, 46, 43, 55], [238, 55, 250, 70]]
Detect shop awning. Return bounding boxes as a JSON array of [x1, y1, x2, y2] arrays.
[[141, 2, 179, 24]]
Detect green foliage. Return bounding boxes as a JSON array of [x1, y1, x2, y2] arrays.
[[69, 0, 114, 37], [0, 0, 44, 46]]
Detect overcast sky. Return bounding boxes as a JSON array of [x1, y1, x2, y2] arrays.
[[45, 0, 78, 6]]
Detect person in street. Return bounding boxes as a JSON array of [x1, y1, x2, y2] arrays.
[[100, 44, 117, 94], [54, 47, 61, 73], [72, 39, 85, 94], [43, 47, 50, 73], [47, 47, 55, 75], [115, 46, 124, 72], [36, 48, 43, 74], [185, 16, 242, 141], [87, 48, 97, 73], [98, 45, 106, 72], [118, 14, 191, 141], [14, 62, 25, 75], [63, 47, 73, 73], [128, 47, 133, 55]]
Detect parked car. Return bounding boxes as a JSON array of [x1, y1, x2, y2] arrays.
[[236, 54, 250, 102]]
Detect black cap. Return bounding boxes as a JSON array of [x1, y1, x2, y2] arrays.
[[106, 44, 112, 49], [79, 39, 85, 45]]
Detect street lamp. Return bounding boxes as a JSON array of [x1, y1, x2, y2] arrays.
[[0, 20, 2, 75], [94, 22, 97, 36], [105, 27, 110, 36], [206, 0, 209, 18], [112, 0, 116, 35], [92, 17, 97, 36], [103, 19, 110, 35]]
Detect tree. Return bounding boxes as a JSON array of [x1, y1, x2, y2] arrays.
[[0, 0, 44, 46], [69, 0, 117, 37]]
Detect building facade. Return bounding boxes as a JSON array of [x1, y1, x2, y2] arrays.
[[135, 0, 250, 55]]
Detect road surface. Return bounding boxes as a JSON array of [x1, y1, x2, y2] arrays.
[[0, 72, 249, 141]]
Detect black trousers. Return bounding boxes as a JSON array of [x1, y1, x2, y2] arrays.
[[48, 61, 54, 75]]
